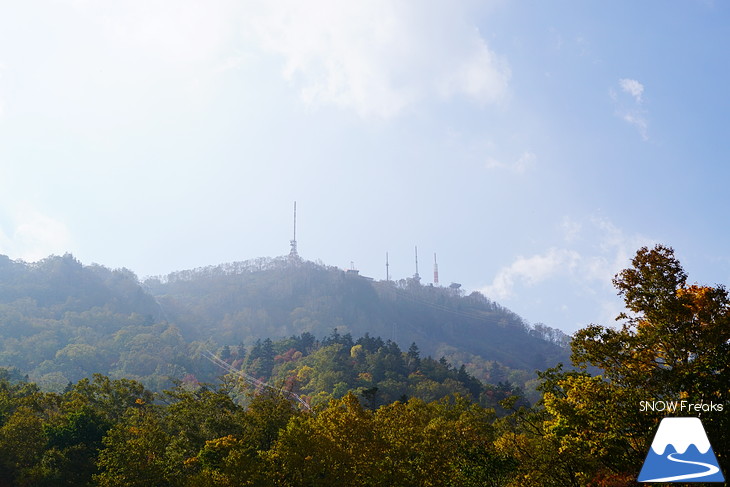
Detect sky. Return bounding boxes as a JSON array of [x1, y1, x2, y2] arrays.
[[1, 1, 729, 334]]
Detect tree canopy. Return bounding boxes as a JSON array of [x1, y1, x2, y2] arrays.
[[496, 245, 729, 485]]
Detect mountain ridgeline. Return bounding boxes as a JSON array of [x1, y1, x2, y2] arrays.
[[145, 256, 569, 373], [0, 253, 569, 394]]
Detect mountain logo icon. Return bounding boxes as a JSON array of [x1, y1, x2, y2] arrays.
[[638, 417, 725, 483]]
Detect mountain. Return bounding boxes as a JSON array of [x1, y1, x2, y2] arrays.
[[145, 256, 570, 373], [0, 253, 570, 394], [0, 253, 159, 317]]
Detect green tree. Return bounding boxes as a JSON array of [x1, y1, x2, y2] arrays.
[[39, 406, 110, 486], [503, 245, 730, 485], [0, 406, 47, 486], [267, 393, 383, 486], [189, 390, 299, 486], [67, 374, 154, 424], [572, 245, 729, 474], [93, 406, 171, 487], [375, 396, 510, 487]]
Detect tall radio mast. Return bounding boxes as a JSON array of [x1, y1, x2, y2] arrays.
[[413, 246, 421, 282], [386, 252, 390, 281], [433, 253, 439, 285], [289, 201, 299, 259]]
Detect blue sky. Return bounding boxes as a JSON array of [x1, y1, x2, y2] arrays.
[[1, 1, 728, 333]]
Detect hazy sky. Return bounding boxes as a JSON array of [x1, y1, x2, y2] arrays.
[[1, 1, 729, 333]]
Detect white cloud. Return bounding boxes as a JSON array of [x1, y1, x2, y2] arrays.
[[481, 217, 654, 305], [481, 248, 580, 300], [0, 62, 5, 118], [622, 111, 649, 141], [213, 55, 248, 76], [613, 78, 649, 141], [477, 217, 657, 332], [0, 205, 72, 262], [561, 216, 581, 242], [619, 78, 644, 103], [55, 0, 509, 119], [66, 0, 237, 65], [36, 0, 247, 116], [246, 0, 510, 118], [514, 151, 537, 174], [485, 151, 536, 174], [438, 36, 511, 105], [581, 217, 654, 284]]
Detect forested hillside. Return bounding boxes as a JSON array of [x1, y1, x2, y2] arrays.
[[0, 245, 725, 486], [0, 372, 516, 486], [0, 253, 185, 391], [210, 330, 525, 412], [0, 253, 569, 394], [145, 256, 570, 382]]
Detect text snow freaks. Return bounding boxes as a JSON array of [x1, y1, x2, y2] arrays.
[[639, 401, 724, 413]]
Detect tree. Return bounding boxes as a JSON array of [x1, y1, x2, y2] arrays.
[[406, 342, 421, 371], [190, 390, 300, 486], [93, 406, 171, 487], [67, 374, 154, 424], [40, 406, 110, 486], [0, 406, 46, 486], [267, 393, 383, 486], [374, 395, 510, 487], [542, 245, 729, 483], [493, 245, 729, 485], [160, 385, 247, 486]]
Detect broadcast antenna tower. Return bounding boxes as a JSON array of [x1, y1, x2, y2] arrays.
[[289, 201, 299, 259], [433, 253, 439, 285], [413, 246, 421, 282], [386, 252, 390, 281]]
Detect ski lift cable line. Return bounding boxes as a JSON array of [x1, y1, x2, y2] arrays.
[[202, 350, 311, 410], [202, 350, 311, 411]]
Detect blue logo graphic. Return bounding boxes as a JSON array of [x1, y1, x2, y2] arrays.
[[638, 417, 725, 483]]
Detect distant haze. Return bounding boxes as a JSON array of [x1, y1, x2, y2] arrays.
[[1, 1, 729, 333]]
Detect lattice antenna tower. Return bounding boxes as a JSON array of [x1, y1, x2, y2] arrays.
[[386, 252, 390, 281], [414, 246, 421, 282], [434, 253, 439, 285], [289, 201, 299, 259]]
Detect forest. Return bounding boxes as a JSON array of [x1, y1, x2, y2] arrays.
[[0, 252, 568, 395], [0, 245, 727, 485]]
